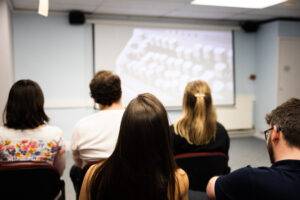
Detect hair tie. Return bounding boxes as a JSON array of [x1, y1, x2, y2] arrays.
[[194, 93, 205, 98]]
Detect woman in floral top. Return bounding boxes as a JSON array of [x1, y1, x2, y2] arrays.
[[0, 79, 65, 175]]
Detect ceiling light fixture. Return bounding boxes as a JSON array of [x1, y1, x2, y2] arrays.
[[38, 0, 49, 17], [191, 0, 288, 9]]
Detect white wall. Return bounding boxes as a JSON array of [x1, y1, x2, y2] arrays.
[[0, 0, 14, 125], [13, 12, 93, 140], [13, 12, 93, 107]]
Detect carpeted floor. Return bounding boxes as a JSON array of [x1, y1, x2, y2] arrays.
[[62, 136, 271, 200]]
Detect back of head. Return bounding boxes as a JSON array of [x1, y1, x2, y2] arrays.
[[3, 79, 49, 130], [89, 70, 122, 106], [175, 80, 217, 145], [265, 98, 300, 148], [90, 93, 176, 200]]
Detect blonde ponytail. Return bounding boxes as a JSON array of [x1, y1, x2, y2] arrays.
[[175, 81, 217, 145]]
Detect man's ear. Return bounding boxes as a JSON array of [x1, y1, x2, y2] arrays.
[[271, 126, 280, 143]]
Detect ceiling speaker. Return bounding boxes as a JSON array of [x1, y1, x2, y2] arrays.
[[69, 10, 85, 25], [240, 21, 260, 33]]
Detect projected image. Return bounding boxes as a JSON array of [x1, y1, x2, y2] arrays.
[[114, 28, 234, 106]]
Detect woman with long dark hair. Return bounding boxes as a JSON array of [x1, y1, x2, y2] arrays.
[[0, 79, 65, 175], [79, 93, 189, 200]]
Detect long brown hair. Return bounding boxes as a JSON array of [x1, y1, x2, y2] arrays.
[[175, 80, 217, 145], [89, 93, 177, 200]]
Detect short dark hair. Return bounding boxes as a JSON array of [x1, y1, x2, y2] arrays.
[[265, 98, 300, 148], [89, 70, 122, 106], [3, 79, 49, 130]]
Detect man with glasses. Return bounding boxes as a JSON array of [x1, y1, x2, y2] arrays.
[[206, 98, 300, 200]]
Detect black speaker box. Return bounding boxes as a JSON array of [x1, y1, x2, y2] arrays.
[[240, 21, 260, 33], [69, 10, 85, 25]]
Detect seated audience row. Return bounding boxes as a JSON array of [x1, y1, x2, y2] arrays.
[[1, 70, 299, 200], [69, 70, 229, 198]]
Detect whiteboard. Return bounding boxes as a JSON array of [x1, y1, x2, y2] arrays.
[[94, 21, 234, 107]]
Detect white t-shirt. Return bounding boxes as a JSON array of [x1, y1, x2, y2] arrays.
[[71, 109, 125, 163], [0, 125, 64, 164]]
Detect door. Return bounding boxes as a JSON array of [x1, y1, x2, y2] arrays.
[[278, 37, 300, 105]]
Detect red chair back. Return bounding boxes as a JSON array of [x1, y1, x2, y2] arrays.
[[0, 161, 65, 200], [175, 152, 230, 191]]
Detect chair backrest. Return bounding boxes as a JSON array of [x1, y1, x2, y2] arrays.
[[0, 161, 64, 200], [175, 152, 230, 191]]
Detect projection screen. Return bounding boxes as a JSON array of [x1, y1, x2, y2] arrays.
[[94, 21, 235, 107]]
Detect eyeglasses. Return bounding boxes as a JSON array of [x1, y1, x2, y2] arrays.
[[263, 127, 273, 140]]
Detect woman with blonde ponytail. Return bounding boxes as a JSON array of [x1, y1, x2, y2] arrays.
[[170, 80, 229, 158]]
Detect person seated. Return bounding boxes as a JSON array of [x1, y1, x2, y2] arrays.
[[0, 79, 65, 175], [70, 70, 125, 197], [170, 80, 230, 193], [171, 80, 229, 155], [79, 93, 189, 200], [170, 80, 230, 191], [206, 98, 300, 200]]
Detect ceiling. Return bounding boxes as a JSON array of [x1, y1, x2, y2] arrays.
[[10, 0, 300, 21]]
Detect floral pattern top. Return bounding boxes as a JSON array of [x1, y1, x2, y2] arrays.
[[0, 125, 64, 164]]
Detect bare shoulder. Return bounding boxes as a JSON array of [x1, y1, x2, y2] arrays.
[[86, 162, 104, 176], [176, 168, 189, 183], [175, 168, 189, 199], [79, 162, 105, 200]]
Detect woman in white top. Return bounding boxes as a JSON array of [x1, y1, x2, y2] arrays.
[[0, 79, 65, 175]]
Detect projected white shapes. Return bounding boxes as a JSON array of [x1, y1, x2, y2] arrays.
[[174, 58, 183, 67], [203, 45, 213, 61], [155, 79, 163, 87], [215, 62, 227, 71], [213, 47, 226, 62], [212, 81, 224, 92], [164, 70, 173, 79], [166, 57, 174, 68], [226, 50, 233, 65], [192, 64, 203, 75], [162, 38, 169, 49], [201, 70, 214, 81], [182, 61, 193, 71], [183, 49, 193, 60], [158, 54, 167, 64], [154, 65, 164, 75], [169, 38, 178, 50], [112, 28, 234, 106], [192, 44, 203, 62], [176, 46, 184, 58]]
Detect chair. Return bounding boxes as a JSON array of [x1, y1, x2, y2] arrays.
[[70, 160, 102, 200], [0, 161, 65, 200], [175, 152, 230, 192]]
